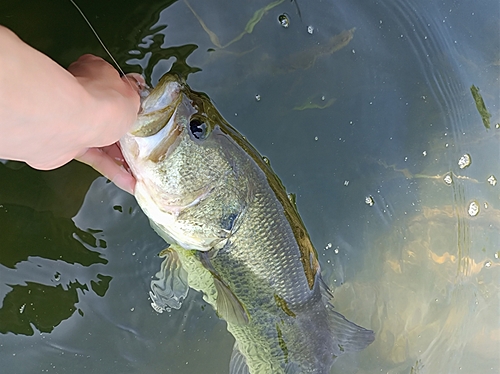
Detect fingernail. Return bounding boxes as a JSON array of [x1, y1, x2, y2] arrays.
[[125, 73, 148, 92]]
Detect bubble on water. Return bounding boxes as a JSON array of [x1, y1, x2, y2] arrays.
[[467, 201, 479, 217], [278, 13, 290, 28], [287, 193, 297, 207], [458, 153, 471, 169], [151, 302, 168, 314], [487, 175, 497, 186], [443, 173, 453, 185], [365, 196, 375, 206], [307, 25, 314, 34], [334, 247, 339, 254], [255, 94, 261, 102], [314, 136, 318, 141]]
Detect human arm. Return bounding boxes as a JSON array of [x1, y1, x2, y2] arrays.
[[0, 25, 141, 193]]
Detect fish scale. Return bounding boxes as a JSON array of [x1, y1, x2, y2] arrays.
[[232, 191, 312, 306], [120, 73, 374, 374]]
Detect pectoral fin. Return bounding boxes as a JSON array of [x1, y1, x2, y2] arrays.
[[197, 251, 249, 325], [149, 247, 189, 313], [213, 277, 249, 325]]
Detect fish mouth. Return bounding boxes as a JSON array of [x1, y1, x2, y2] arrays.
[[129, 76, 183, 137], [121, 103, 182, 165], [126, 84, 190, 163], [144, 105, 184, 163]]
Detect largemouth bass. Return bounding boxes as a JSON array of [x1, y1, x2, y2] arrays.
[[120, 74, 374, 374]]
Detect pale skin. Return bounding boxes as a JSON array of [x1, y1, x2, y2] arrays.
[[0, 25, 142, 194]]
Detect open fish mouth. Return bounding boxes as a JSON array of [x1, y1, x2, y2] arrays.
[[130, 76, 183, 138], [123, 79, 189, 164], [122, 104, 183, 164], [142, 107, 184, 164]]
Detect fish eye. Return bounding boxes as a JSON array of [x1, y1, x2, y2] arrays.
[[189, 118, 208, 140]]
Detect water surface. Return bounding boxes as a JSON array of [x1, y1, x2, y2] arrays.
[[0, 0, 498, 373]]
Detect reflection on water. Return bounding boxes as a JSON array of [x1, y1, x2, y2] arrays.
[[0, 0, 499, 373], [0, 162, 111, 337], [333, 204, 500, 373]]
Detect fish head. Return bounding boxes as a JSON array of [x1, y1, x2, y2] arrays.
[[120, 74, 249, 251]]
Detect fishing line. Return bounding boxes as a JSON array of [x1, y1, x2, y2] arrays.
[[68, 0, 135, 89]]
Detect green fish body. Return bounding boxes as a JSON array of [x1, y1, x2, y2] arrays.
[[120, 74, 374, 374]]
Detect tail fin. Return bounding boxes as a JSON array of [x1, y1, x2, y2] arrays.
[[319, 276, 375, 353], [326, 303, 375, 354]]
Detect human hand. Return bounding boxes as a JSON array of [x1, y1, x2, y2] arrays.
[[68, 55, 144, 194], [0, 27, 143, 194]]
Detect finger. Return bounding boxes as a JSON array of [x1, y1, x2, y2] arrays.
[[26, 151, 77, 170], [68, 55, 107, 77], [69, 55, 141, 106], [76, 148, 136, 194], [68, 54, 115, 78], [75, 54, 102, 62], [122, 73, 147, 96], [100, 143, 126, 163], [98, 143, 133, 174]]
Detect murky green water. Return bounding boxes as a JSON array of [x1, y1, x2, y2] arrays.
[[1, 0, 499, 373]]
